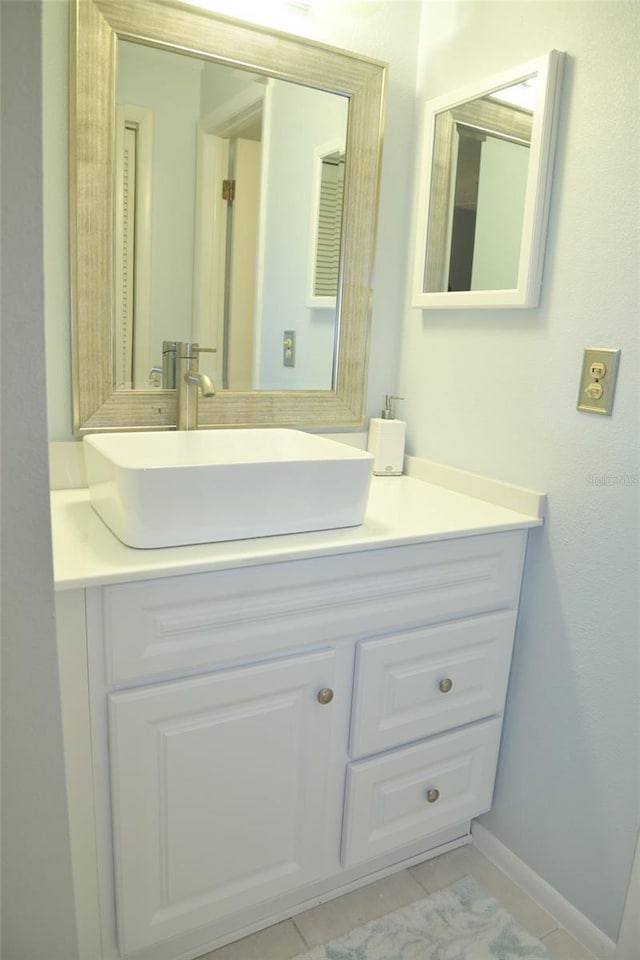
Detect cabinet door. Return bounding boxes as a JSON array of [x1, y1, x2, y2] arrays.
[[108, 649, 338, 955]]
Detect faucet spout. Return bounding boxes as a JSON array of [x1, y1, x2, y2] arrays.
[[184, 370, 215, 398]]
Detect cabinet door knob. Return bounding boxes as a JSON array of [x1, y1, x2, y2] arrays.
[[426, 788, 440, 803], [438, 678, 453, 694], [317, 687, 334, 705]]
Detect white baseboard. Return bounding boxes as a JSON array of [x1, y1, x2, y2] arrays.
[[472, 822, 616, 960], [614, 828, 640, 960]]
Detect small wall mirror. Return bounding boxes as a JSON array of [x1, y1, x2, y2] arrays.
[[70, 0, 386, 433], [411, 51, 563, 309]]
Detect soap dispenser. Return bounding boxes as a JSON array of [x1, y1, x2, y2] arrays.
[[367, 395, 406, 476]]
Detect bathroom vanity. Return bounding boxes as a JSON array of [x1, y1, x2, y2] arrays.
[[52, 466, 543, 960]]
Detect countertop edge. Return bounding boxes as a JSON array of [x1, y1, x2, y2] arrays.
[[51, 471, 544, 591]]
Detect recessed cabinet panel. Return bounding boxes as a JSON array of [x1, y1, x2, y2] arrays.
[[342, 718, 502, 868], [351, 611, 517, 757], [103, 530, 526, 686], [108, 648, 339, 955]]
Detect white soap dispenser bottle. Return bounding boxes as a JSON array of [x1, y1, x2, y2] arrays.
[[367, 394, 406, 476]]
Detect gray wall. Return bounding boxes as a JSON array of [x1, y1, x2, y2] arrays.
[[401, 0, 639, 942], [1, 2, 78, 957]]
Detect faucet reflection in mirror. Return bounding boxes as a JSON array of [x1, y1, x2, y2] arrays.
[[411, 51, 563, 309], [70, 0, 386, 434]]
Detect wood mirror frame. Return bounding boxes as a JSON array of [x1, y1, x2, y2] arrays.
[[70, 0, 386, 434]]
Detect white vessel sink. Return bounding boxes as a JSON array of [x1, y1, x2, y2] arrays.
[[83, 429, 374, 548]]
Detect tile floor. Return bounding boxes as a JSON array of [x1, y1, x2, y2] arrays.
[[198, 844, 597, 960]]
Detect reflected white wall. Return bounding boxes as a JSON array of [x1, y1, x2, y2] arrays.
[[471, 136, 529, 290], [258, 82, 347, 389]]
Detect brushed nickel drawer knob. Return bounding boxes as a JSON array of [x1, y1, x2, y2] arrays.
[[317, 687, 334, 705], [438, 678, 453, 694], [426, 788, 440, 803]]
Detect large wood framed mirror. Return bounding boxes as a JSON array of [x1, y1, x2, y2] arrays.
[[411, 51, 563, 309], [70, 0, 386, 434]]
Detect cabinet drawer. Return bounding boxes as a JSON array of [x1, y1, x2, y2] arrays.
[[350, 611, 516, 757], [98, 530, 525, 686], [342, 717, 502, 868]]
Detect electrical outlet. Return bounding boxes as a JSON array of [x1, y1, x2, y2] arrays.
[[283, 330, 295, 367], [577, 347, 620, 415]]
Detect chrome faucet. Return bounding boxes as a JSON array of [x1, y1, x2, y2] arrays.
[[176, 342, 216, 430]]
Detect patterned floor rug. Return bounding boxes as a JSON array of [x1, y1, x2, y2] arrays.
[[292, 875, 553, 960]]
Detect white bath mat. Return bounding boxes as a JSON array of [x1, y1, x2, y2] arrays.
[[292, 875, 553, 959]]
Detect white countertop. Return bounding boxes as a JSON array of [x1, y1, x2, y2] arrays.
[[51, 474, 543, 590]]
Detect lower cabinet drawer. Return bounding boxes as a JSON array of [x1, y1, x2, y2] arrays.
[[342, 717, 502, 868]]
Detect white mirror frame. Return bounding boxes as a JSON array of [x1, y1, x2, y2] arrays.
[[411, 51, 564, 309], [69, 0, 386, 434]]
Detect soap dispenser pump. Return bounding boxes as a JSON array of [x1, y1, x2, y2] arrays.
[[367, 394, 406, 475], [381, 394, 401, 419]]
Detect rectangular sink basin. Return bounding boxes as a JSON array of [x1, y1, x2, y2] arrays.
[[83, 429, 374, 548]]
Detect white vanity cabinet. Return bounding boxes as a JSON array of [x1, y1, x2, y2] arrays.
[[64, 526, 529, 960]]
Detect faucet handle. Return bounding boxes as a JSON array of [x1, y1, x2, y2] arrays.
[[176, 342, 217, 359]]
